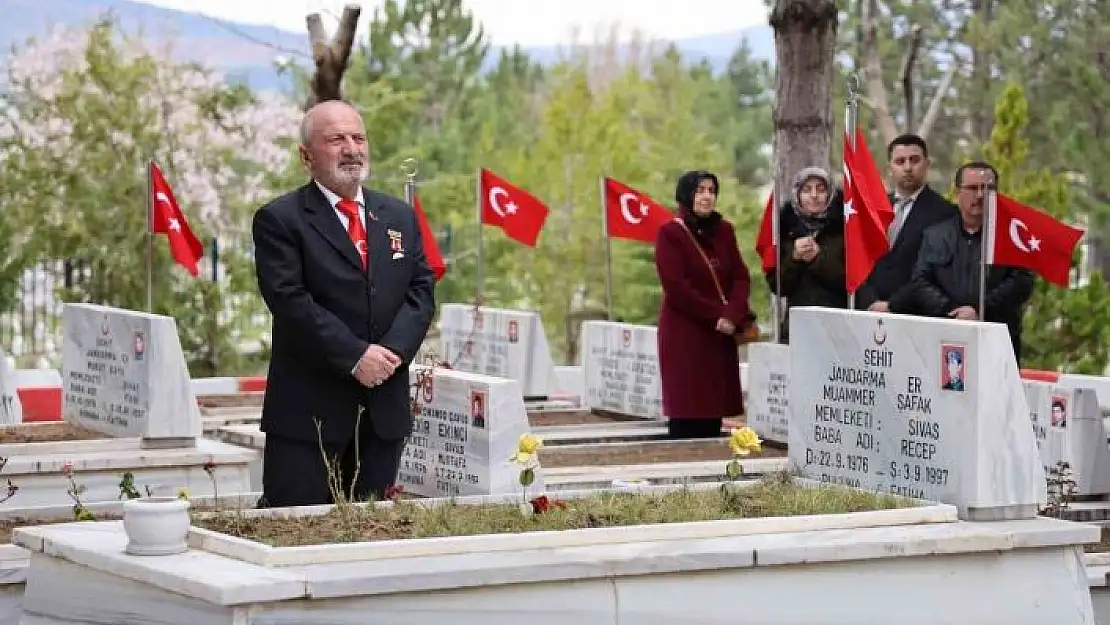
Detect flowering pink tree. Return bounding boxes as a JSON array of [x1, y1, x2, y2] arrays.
[[0, 18, 302, 373]]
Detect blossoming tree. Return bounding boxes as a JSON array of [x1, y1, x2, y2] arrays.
[[0, 18, 302, 374]]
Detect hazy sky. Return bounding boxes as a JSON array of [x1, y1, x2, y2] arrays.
[[131, 0, 770, 46]]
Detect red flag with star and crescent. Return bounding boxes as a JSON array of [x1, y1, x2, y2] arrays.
[[602, 177, 672, 243], [479, 168, 550, 247], [842, 132, 892, 293], [149, 161, 203, 277], [986, 193, 1084, 287]]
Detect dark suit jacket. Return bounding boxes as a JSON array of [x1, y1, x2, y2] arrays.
[[252, 182, 436, 446], [855, 185, 956, 313]]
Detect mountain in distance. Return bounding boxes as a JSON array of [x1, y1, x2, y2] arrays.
[[0, 0, 774, 94]]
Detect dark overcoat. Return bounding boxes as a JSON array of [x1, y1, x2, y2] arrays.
[[654, 212, 752, 420], [251, 182, 437, 447]]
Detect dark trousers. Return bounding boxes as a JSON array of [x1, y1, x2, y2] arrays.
[[259, 424, 405, 508], [667, 417, 723, 439]]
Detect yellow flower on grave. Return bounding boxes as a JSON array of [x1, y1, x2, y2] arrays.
[[511, 433, 543, 466], [518, 433, 543, 454], [728, 427, 762, 457], [176, 488, 189, 500]]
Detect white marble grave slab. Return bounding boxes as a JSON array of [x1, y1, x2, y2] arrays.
[[61, 303, 201, 442], [579, 321, 662, 420], [788, 307, 1047, 521], [0, 349, 21, 425], [439, 304, 559, 398], [1025, 380, 1110, 496], [746, 342, 789, 443], [9, 511, 1097, 625], [399, 365, 544, 498]]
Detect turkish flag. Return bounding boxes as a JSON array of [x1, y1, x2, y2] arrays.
[[846, 127, 895, 230], [412, 194, 447, 281], [754, 191, 775, 271], [987, 193, 1084, 287], [843, 134, 891, 293], [149, 161, 203, 277], [603, 177, 671, 243], [479, 169, 550, 247]]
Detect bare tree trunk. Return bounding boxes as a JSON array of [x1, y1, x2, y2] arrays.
[[305, 4, 362, 110], [861, 0, 898, 144], [968, 0, 994, 144], [770, 0, 838, 201]]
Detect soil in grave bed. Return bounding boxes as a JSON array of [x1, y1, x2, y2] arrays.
[[0, 423, 106, 444], [197, 394, 265, 409], [193, 472, 911, 547], [1085, 526, 1110, 553], [539, 439, 786, 468], [0, 513, 123, 543], [527, 411, 648, 427]]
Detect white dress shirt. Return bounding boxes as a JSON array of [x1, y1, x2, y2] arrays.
[[315, 181, 367, 230]]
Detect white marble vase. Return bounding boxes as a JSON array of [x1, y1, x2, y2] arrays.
[[123, 497, 190, 556]]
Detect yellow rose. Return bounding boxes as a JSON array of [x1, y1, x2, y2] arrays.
[[728, 427, 762, 456], [517, 433, 543, 454], [511, 451, 534, 465]]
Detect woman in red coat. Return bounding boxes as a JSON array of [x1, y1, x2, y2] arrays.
[[654, 170, 755, 439]]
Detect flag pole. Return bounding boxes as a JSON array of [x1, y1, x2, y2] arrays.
[[599, 176, 614, 320], [475, 167, 484, 300], [402, 158, 417, 208], [845, 74, 861, 312], [145, 160, 154, 313], [979, 189, 995, 319], [771, 191, 782, 343]]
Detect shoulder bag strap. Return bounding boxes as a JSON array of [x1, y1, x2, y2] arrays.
[[673, 217, 728, 305]]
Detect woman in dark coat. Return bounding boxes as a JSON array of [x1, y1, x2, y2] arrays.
[[765, 166, 848, 342], [654, 170, 755, 439]]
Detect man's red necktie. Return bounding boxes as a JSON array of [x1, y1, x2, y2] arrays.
[[336, 199, 367, 269]]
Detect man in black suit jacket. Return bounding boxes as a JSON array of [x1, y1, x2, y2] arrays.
[[856, 134, 957, 314], [251, 100, 436, 507]]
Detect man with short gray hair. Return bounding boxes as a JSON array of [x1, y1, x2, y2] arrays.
[[252, 100, 437, 507]]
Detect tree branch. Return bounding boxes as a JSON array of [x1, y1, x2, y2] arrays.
[[916, 61, 959, 140], [305, 4, 362, 110], [862, 0, 897, 145], [899, 24, 924, 131]]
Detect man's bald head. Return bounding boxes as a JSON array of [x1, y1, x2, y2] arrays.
[[298, 100, 369, 199]]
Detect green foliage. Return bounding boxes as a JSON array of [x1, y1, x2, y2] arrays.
[[979, 84, 1110, 374], [2, 9, 777, 370], [0, 18, 293, 373]]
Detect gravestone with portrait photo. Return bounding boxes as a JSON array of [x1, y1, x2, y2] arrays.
[[438, 303, 559, 398], [397, 365, 543, 498], [0, 348, 21, 425], [1024, 380, 1110, 496], [788, 307, 1046, 521], [61, 303, 202, 445], [579, 321, 663, 420]]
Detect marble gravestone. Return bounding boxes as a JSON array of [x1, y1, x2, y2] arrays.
[[579, 321, 663, 420], [788, 307, 1046, 521], [0, 348, 21, 425], [61, 303, 202, 446], [1024, 380, 1110, 497], [398, 364, 544, 498], [439, 304, 559, 399], [746, 342, 789, 444]]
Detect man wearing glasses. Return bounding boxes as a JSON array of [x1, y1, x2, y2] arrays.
[[909, 162, 1035, 363]]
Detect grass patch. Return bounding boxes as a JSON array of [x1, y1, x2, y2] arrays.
[[193, 473, 913, 548]]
